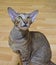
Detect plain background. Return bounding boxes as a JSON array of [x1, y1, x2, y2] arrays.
[[0, 0, 56, 64]]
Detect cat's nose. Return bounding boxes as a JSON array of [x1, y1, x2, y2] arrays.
[[23, 19, 28, 24], [24, 21, 28, 24]]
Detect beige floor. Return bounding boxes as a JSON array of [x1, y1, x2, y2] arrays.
[[0, 0, 56, 65]]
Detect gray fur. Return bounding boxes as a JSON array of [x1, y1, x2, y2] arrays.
[[8, 7, 56, 65]]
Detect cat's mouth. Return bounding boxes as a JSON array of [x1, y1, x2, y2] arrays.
[[20, 24, 29, 30], [16, 23, 29, 30], [16, 25, 29, 30], [20, 26, 28, 30], [22, 24, 28, 27]]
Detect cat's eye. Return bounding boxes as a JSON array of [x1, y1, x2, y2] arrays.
[[18, 16, 22, 19], [16, 16, 22, 21], [27, 16, 31, 21], [27, 16, 30, 19], [18, 16, 21, 19]]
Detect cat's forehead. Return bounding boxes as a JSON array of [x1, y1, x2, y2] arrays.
[[18, 13, 29, 19]]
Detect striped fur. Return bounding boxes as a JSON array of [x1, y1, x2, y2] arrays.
[[8, 7, 56, 65], [8, 27, 56, 65]]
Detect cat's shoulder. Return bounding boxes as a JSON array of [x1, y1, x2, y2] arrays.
[[30, 31, 44, 36], [30, 31, 47, 39]]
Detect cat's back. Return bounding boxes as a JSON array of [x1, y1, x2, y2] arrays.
[[30, 31, 47, 41], [30, 31, 50, 51]]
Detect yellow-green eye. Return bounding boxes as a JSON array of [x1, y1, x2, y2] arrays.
[[18, 16, 22, 19], [16, 16, 22, 21], [27, 16, 31, 21], [27, 16, 30, 19], [18, 16, 21, 19]]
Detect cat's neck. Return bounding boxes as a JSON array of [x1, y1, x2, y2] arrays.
[[10, 26, 31, 43], [14, 26, 29, 34], [13, 26, 30, 40]]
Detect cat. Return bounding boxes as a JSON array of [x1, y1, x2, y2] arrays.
[[7, 7, 56, 65]]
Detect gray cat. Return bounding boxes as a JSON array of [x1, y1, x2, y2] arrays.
[[7, 7, 56, 65]]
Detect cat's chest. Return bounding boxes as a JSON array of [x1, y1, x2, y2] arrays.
[[9, 28, 31, 44], [10, 28, 23, 40]]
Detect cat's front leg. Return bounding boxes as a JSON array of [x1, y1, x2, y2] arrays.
[[20, 49, 31, 65], [22, 60, 30, 65], [30, 43, 51, 65]]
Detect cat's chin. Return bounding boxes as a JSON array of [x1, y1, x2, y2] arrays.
[[19, 27, 28, 31], [16, 26, 28, 31]]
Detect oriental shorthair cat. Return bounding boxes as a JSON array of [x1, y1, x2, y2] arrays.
[[7, 7, 56, 65]]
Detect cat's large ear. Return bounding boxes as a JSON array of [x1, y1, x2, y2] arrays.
[[30, 10, 39, 22], [7, 7, 18, 22]]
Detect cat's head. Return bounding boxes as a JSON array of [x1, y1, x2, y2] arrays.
[[7, 7, 38, 31]]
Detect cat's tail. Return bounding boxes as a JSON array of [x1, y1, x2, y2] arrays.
[[47, 61, 56, 65]]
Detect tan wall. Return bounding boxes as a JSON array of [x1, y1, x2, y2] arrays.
[[0, 0, 56, 65]]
